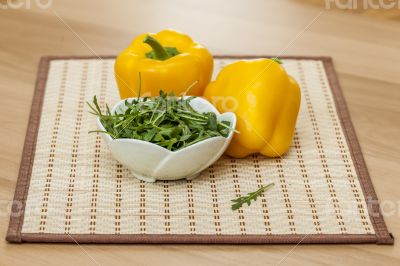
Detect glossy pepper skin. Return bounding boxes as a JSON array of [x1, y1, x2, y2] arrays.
[[203, 59, 301, 158], [115, 29, 213, 99]]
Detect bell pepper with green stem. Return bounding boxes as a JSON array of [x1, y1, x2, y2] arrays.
[[203, 58, 301, 158], [115, 29, 213, 98]]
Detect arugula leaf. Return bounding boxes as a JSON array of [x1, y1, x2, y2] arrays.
[[88, 91, 236, 151], [231, 183, 275, 211]]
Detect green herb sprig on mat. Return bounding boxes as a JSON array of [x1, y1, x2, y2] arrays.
[[231, 183, 275, 211], [87, 91, 235, 151]]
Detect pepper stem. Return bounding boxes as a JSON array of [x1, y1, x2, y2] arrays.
[[143, 35, 170, 61]]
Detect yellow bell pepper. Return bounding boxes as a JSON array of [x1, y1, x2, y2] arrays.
[[203, 59, 301, 158], [115, 29, 213, 99]]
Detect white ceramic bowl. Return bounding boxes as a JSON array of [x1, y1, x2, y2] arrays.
[[96, 97, 236, 182]]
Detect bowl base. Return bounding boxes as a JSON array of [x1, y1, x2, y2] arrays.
[[132, 172, 157, 183], [131, 172, 200, 182]]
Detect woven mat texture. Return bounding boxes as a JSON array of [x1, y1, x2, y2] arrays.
[[13, 57, 388, 242]]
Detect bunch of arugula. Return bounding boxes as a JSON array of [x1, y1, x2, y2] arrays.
[[87, 91, 234, 151]]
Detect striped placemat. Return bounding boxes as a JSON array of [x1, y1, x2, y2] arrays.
[[6, 56, 393, 244]]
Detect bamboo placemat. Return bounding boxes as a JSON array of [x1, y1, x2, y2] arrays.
[[6, 56, 393, 244]]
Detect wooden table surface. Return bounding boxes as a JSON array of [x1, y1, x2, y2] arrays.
[[1, 0, 399, 265]]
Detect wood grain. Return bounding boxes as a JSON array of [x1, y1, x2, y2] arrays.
[[300, 0, 400, 20], [0, 0, 399, 265]]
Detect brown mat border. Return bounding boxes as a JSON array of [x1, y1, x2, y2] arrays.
[[6, 55, 394, 244]]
